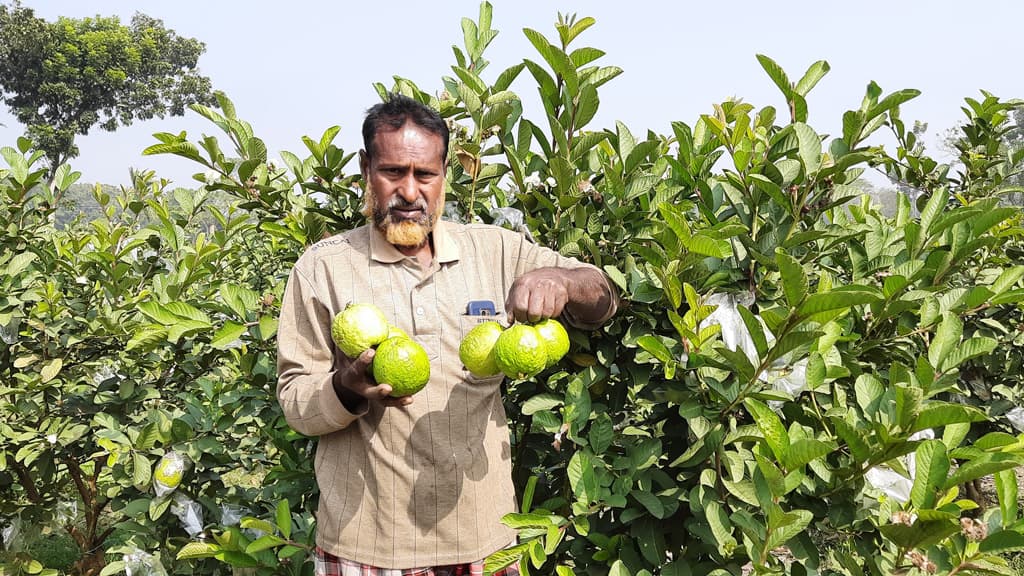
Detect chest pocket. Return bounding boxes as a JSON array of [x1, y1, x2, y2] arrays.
[[418, 334, 441, 361]]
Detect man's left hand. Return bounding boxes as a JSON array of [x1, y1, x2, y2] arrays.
[[505, 268, 570, 323]]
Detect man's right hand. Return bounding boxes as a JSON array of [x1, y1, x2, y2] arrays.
[[333, 348, 414, 409]]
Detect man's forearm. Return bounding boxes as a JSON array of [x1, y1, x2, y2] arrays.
[[563, 266, 618, 327]]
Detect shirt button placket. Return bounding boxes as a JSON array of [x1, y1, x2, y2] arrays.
[[411, 291, 427, 333], [411, 277, 437, 335]]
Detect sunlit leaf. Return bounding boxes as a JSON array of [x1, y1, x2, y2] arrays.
[[979, 530, 1024, 554], [944, 453, 1022, 490], [132, 452, 151, 489], [996, 469, 1019, 527], [784, 439, 835, 471], [794, 60, 830, 97], [776, 251, 807, 307], [276, 499, 292, 540], [939, 336, 996, 373], [756, 54, 792, 98], [522, 393, 563, 416], [177, 541, 221, 559], [245, 534, 286, 554], [210, 321, 246, 350], [767, 509, 812, 549], [744, 399, 789, 462], [637, 335, 674, 364], [912, 403, 987, 433], [910, 440, 949, 509], [792, 123, 822, 174], [797, 286, 881, 316], [928, 313, 962, 372], [40, 358, 62, 383]]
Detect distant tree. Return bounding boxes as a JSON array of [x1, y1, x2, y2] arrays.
[[887, 119, 930, 212], [939, 99, 1024, 205], [55, 178, 240, 234], [995, 107, 1024, 205], [855, 178, 899, 216], [0, 1, 216, 177]]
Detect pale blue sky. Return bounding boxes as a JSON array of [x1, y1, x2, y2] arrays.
[[1, 1, 1020, 186]]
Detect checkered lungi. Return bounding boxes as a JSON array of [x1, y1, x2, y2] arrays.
[[314, 547, 521, 576]]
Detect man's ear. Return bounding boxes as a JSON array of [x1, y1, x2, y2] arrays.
[[359, 149, 370, 178]]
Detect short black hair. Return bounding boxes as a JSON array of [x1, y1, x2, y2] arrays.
[[362, 93, 449, 163]]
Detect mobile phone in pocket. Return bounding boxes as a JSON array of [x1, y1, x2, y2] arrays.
[[466, 300, 496, 316]]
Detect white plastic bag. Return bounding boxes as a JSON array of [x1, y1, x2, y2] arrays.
[[1006, 406, 1024, 432], [489, 206, 535, 242], [152, 451, 190, 497], [865, 429, 935, 503], [171, 494, 205, 538], [701, 292, 808, 410], [0, 516, 24, 552], [124, 549, 169, 576], [702, 293, 759, 365]]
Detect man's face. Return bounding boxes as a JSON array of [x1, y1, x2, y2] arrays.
[[360, 123, 446, 248]]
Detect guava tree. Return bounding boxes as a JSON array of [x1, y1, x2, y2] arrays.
[[0, 133, 303, 576], [0, 1, 216, 177], [348, 6, 1024, 574]]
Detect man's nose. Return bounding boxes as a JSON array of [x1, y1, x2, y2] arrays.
[[397, 172, 420, 203]]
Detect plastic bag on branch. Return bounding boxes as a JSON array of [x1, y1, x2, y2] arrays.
[[1006, 406, 1024, 432], [701, 293, 809, 410], [171, 494, 205, 538], [124, 549, 169, 576], [444, 200, 466, 224], [55, 499, 79, 527], [221, 503, 248, 527], [489, 207, 535, 243], [0, 516, 24, 552], [152, 451, 190, 497], [865, 429, 935, 503], [91, 364, 118, 386], [221, 503, 265, 539], [702, 292, 759, 363], [764, 358, 807, 412], [0, 318, 18, 345]]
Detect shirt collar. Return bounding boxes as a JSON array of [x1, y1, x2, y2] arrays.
[[433, 220, 459, 263], [368, 219, 460, 264]]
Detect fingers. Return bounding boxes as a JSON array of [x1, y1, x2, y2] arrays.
[[506, 276, 569, 323], [520, 290, 557, 323], [365, 381, 415, 407], [338, 349, 414, 407], [534, 288, 565, 321], [380, 394, 415, 407], [354, 348, 375, 371]]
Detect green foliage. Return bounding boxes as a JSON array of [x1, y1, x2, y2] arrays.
[[2, 3, 1024, 576], [0, 133, 311, 574], [0, 1, 216, 175]]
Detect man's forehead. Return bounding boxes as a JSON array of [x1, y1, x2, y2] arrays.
[[370, 125, 445, 160]]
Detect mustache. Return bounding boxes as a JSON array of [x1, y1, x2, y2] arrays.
[[387, 197, 428, 212]]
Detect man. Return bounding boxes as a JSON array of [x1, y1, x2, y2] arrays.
[[276, 93, 617, 575]]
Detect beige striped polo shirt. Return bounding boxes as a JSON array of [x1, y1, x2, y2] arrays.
[[276, 219, 615, 569]]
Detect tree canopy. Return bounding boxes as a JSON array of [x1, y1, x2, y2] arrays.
[[0, 1, 216, 175]]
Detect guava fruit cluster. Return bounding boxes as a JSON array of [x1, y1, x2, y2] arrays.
[[459, 318, 570, 380], [331, 303, 429, 397]]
